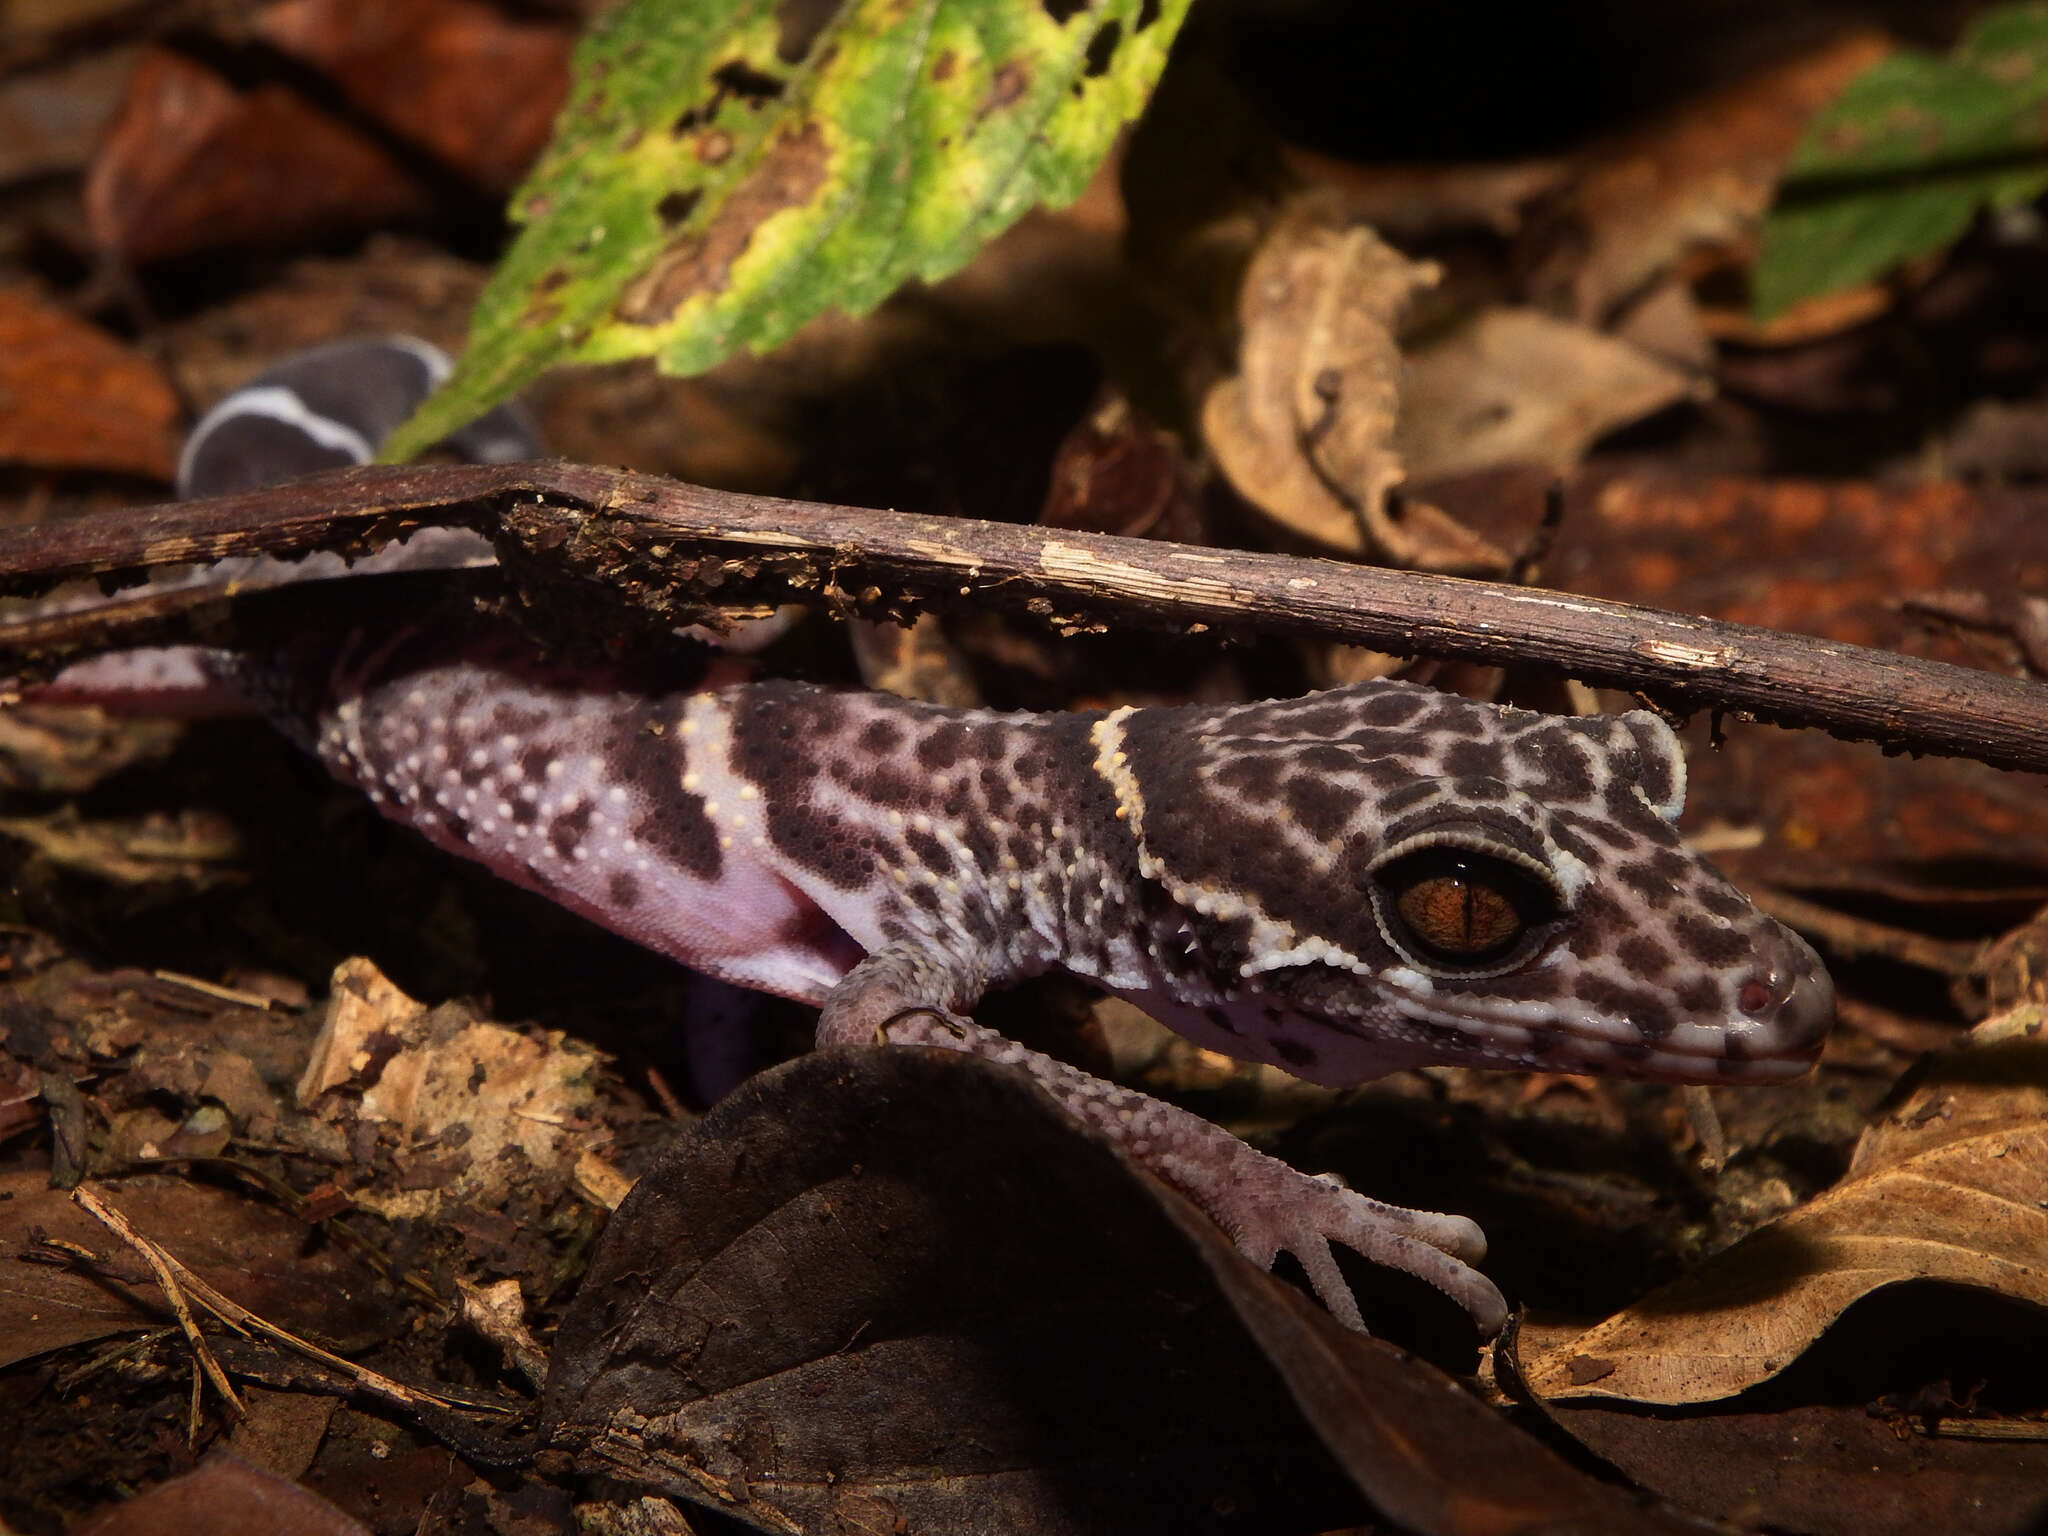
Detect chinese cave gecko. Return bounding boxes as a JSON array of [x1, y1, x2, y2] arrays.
[[18, 339, 1836, 1336]]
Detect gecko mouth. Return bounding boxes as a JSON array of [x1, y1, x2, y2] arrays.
[[1367, 926, 1835, 1083]]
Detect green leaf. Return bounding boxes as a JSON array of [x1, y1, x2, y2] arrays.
[[385, 0, 1189, 461], [1753, 2, 2048, 321]]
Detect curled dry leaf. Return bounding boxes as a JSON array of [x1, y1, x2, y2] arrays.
[[1524, 1004, 2048, 1405], [1202, 194, 1507, 573], [1395, 308, 1701, 485]]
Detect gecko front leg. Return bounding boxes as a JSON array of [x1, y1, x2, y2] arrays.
[[816, 942, 1509, 1335]]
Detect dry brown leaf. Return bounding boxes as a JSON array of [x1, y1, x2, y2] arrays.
[[1524, 1004, 2048, 1405], [1202, 194, 1508, 572], [0, 288, 180, 479], [1395, 308, 1702, 484], [254, 0, 572, 192], [85, 48, 429, 264], [296, 957, 606, 1219]]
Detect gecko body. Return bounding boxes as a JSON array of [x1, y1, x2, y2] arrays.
[[216, 617, 1830, 1333], [11, 342, 1835, 1333]]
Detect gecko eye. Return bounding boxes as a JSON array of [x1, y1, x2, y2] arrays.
[[1372, 846, 1560, 969]]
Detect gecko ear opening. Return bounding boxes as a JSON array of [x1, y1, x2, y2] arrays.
[[1615, 711, 1687, 822]]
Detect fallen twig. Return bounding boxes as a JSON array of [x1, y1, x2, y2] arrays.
[[0, 460, 2043, 773]]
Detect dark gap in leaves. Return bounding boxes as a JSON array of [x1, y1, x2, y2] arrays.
[[711, 58, 786, 106], [774, 0, 842, 65], [1042, 0, 1090, 23], [1084, 19, 1122, 78], [656, 189, 702, 230], [1136, 0, 1161, 30]]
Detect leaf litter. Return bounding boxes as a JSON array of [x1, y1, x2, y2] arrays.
[[11, 1, 2048, 1532]]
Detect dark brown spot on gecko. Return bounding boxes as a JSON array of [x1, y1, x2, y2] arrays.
[[550, 802, 593, 860], [1618, 862, 1672, 904], [1616, 935, 1670, 978], [904, 827, 952, 875], [858, 718, 902, 755], [1215, 756, 1283, 798], [1379, 780, 1440, 817], [1270, 1036, 1318, 1070], [1697, 884, 1753, 920], [1674, 915, 1751, 966], [978, 769, 1013, 816], [604, 707, 722, 878], [608, 871, 641, 907], [1443, 740, 1507, 779], [1282, 772, 1355, 841], [916, 722, 969, 770], [1529, 738, 1596, 801], [1675, 978, 1721, 1014]]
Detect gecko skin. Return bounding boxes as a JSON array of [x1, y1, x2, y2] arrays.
[[18, 342, 1834, 1333], [198, 624, 1829, 1334]]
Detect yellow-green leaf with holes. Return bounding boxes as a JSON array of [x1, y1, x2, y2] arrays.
[[384, 0, 1188, 460]]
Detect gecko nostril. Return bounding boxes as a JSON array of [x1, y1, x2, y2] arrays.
[[1737, 979, 1774, 1016]]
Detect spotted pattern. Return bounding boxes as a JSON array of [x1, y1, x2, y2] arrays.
[[243, 639, 1830, 1088]]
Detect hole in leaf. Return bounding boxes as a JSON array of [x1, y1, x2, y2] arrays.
[[712, 59, 785, 104], [657, 189, 702, 229], [774, 0, 840, 65], [1136, 0, 1160, 29], [1043, 0, 1088, 21], [1084, 19, 1121, 77]]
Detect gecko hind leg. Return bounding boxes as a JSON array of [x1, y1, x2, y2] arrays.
[[817, 949, 1509, 1336]]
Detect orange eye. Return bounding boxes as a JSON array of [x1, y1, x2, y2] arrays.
[[1396, 874, 1522, 956], [1376, 848, 1558, 967]]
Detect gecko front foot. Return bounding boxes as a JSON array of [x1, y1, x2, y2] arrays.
[[1218, 1164, 1507, 1335], [847, 1002, 1508, 1335]]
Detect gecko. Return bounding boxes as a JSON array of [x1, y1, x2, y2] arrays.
[[12, 339, 1836, 1336]]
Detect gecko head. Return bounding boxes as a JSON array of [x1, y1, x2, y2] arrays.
[[1099, 685, 1834, 1087]]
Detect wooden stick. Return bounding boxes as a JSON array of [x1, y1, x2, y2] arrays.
[[0, 460, 2044, 773]]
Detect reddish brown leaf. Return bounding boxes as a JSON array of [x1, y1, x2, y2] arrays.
[[256, 0, 573, 191], [85, 49, 428, 264], [0, 289, 178, 479]]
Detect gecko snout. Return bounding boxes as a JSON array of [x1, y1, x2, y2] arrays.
[[1733, 927, 1835, 1062]]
